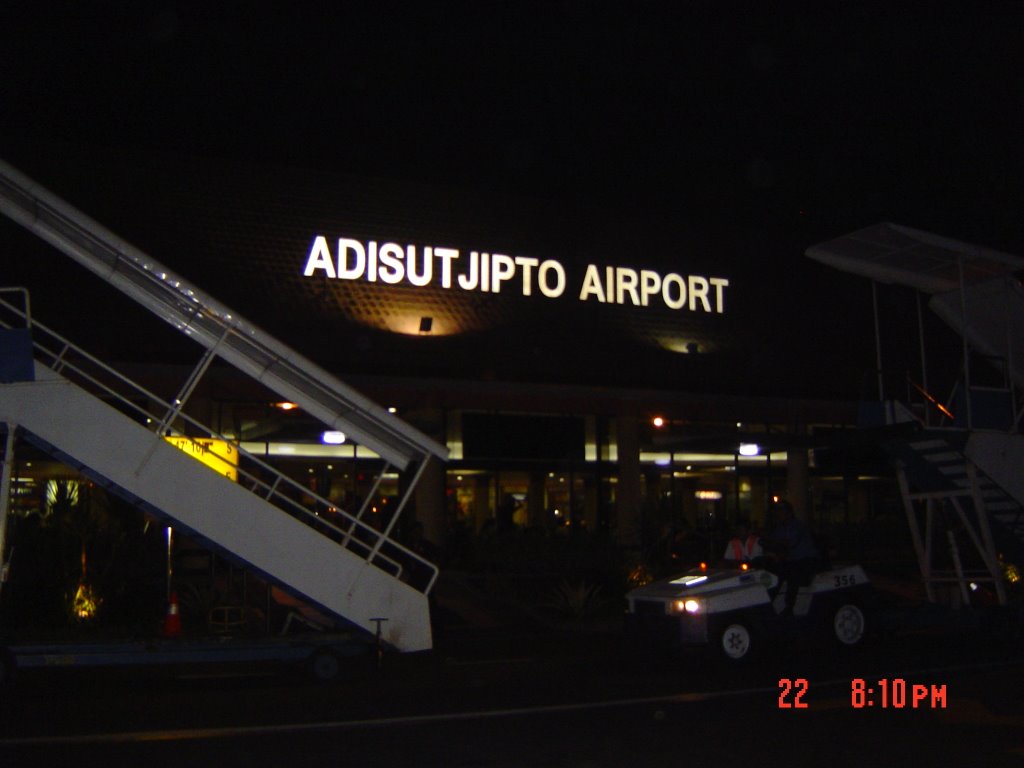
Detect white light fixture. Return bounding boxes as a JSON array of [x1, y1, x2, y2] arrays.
[[738, 443, 760, 457], [321, 430, 347, 445], [670, 574, 708, 586]]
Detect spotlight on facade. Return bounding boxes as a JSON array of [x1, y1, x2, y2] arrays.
[[695, 490, 723, 500], [321, 430, 347, 445], [738, 443, 760, 456]]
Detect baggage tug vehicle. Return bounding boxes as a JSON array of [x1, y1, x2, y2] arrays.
[[625, 562, 873, 661]]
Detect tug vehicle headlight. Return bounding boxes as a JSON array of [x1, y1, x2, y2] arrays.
[[672, 598, 702, 615]]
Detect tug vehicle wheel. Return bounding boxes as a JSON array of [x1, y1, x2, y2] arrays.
[[717, 621, 755, 661], [831, 602, 867, 648], [308, 648, 343, 682]]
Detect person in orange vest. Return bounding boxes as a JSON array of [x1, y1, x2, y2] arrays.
[[722, 519, 763, 564]]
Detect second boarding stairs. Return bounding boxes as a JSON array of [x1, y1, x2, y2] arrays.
[[884, 424, 1024, 606]]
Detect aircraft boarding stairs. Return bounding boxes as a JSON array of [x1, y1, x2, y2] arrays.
[[882, 420, 1024, 606], [0, 158, 449, 652], [0, 300, 437, 651], [806, 223, 1024, 607]]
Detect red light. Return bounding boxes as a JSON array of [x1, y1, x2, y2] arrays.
[[699, 561, 707, 571]]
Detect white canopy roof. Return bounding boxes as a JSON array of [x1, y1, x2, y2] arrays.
[[805, 222, 1024, 295], [808, 222, 1024, 391]]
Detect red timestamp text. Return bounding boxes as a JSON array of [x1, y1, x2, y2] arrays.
[[851, 678, 947, 709], [777, 678, 809, 709], [778, 678, 948, 710]]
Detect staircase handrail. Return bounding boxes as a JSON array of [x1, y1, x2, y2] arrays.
[[0, 296, 439, 594], [906, 377, 955, 426], [0, 158, 448, 471]]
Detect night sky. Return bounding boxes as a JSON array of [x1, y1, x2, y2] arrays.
[[0, 3, 1022, 401], [2, 3, 1021, 253]]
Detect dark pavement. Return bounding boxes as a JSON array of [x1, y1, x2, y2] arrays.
[[1, 616, 1023, 767]]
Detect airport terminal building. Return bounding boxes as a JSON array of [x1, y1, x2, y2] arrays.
[[0, 143, 888, 569]]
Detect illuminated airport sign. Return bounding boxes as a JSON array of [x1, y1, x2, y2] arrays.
[[303, 236, 729, 314]]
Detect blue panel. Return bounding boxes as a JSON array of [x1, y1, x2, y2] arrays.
[[0, 329, 34, 382]]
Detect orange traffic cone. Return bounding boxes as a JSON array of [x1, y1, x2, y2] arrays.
[[163, 591, 182, 638]]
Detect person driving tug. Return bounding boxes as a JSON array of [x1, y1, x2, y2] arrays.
[[759, 499, 822, 615]]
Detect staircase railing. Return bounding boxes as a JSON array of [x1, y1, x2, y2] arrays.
[[0, 295, 439, 595]]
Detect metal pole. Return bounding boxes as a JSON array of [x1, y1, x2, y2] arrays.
[[355, 461, 390, 522], [368, 456, 430, 563], [342, 460, 390, 550], [924, 501, 935, 602], [958, 256, 973, 429], [916, 290, 930, 426], [1003, 277, 1017, 428], [872, 281, 885, 403], [947, 529, 971, 607], [155, 325, 232, 436], [135, 328, 233, 478], [733, 451, 740, 521], [0, 423, 16, 599], [0, 288, 32, 329], [165, 526, 174, 601], [897, 469, 933, 603]]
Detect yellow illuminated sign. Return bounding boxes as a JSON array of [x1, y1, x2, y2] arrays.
[[165, 437, 239, 481]]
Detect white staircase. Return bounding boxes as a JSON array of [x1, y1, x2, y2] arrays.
[[0, 303, 437, 651], [0, 159, 449, 651], [1, 365, 434, 650]]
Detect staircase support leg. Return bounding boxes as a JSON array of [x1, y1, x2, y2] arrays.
[[898, 469, 935, 602], [966, 463, 1009, 606], [924, 500, 935, 603], [946, 529, 971, 607]]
